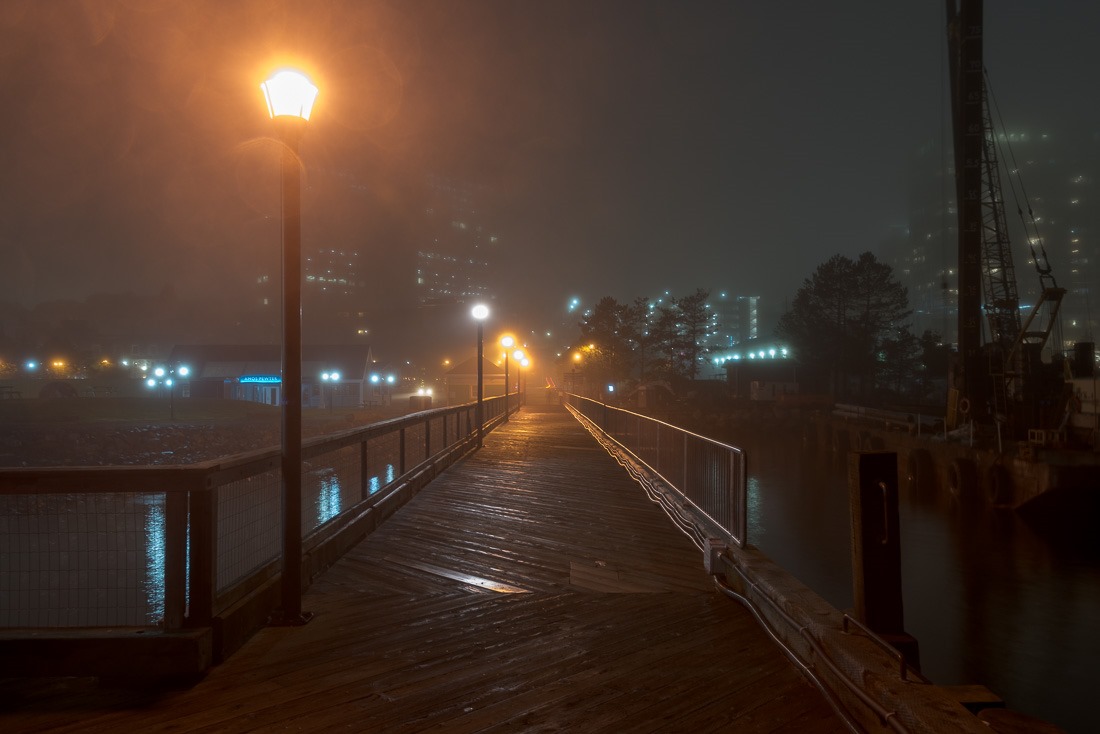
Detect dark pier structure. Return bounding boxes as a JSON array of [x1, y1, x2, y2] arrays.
[[2, 403, 845, 732]]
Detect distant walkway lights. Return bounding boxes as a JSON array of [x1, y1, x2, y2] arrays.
[[472, 304, 489, 447], [262, 68, 318, 626], [501, 335, 515, 422]]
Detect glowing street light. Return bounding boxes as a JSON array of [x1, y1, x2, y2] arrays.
[[472, 304, 489, 447], [261, 70, 319, 120], [146, 364, 190, 420], [262, 67, 319, 626]]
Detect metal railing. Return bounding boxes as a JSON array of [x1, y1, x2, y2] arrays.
[[0, 395, 512, 632], [563, 394, 747, 547]]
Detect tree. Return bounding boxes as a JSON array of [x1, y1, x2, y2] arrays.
[[625, 297, 654, 380], [877, 327, 921, 396], [573, 289, 716, 389], [576, 297, 635, 385], [639, 289, 711, 383], [777, 253, 911, 400], [674, 288, 711, 380]]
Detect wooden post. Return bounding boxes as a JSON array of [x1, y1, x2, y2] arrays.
[[187, 487, 217, 627], [163, 489, 188, 631], [399, 427, 406, 475], [360, 439, 369, 500], [848, 451, 920, 669]]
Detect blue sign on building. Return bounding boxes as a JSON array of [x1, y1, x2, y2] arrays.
[[240, 375, 281, 384]]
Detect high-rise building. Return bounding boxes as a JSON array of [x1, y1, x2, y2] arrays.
[[415, 175, 499, 307], [895, 130, 1097, 353], [254, 167, 375, 344], [707, 292, 759, 349]]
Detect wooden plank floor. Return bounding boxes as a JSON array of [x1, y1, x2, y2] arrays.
[[1, 402, 846, 733]]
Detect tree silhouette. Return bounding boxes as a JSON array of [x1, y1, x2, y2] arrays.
[[778, 252, 911, 400]]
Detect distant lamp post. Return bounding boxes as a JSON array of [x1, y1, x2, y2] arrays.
[[321, 371, 340, 412], [262, 67, 318, 626], [174, 365, 190, 417], [472, 304, 490, 447], [500, 335, 515, 422], [572, 352, 582, 394], [514, 350, 528, 406], [146, 364, 189, 420]]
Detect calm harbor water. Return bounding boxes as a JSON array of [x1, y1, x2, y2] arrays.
[[739, 426, 1100, 733]]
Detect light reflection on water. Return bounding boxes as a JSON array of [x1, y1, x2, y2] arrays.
[[311, 463, 397, 527], [317, 472, 342, 525], [367, 464, 396, 498], [140, 461, 402, 628], [143, 495, 166, 624], [739, 426, 1100, 734]]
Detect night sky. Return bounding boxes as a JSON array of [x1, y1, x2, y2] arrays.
[[1, 0, 1097, 334]]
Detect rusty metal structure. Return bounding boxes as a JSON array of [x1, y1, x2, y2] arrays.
[[945, 0, 1066, 438]]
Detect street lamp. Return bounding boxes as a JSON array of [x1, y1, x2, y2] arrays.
[[262, 68, 318, 626], [500, 335, 515, 422], [472, 304, 489, 447], [513, 349, 527, 406], [321, 371, 340, 412], [146, 364, 189, 420], [572, 351, 582, 394]]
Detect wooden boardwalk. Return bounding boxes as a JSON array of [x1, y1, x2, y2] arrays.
[[2, 402, 846, 733]]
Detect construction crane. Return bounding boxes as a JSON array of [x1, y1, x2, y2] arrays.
[[945, 0, 1066, 438]]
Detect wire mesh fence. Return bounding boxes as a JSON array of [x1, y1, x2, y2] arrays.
[[0, 396, 509, 631]]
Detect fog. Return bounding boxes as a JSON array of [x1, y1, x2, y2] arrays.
[[1, 0, 1097, 354]]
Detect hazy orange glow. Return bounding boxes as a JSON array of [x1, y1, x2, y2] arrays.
[[260, 69, 319, 120]]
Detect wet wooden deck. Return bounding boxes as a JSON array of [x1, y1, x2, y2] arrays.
[[2, 402, 846, 733]]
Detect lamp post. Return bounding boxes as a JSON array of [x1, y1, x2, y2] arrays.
[[262, 68, 318, 626], [514, 350, 527, 406], [321, 371, 340, 412], [146, 364, 189, 420], [572, 352, 582, 395], [472, 304, 489, 447], [500, 335, 515, 422]]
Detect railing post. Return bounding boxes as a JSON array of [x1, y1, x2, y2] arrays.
[[360, 439, 369, 500], [399, 427, 407, 475], [739, 451, 748, 547], [164, 489, 188, 631], [682, 434, 689, 495], [655, 423, 661, 475], [425, 418, 431, 460], [187, 486, 217, 627]]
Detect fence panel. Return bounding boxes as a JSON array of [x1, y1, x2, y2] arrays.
[[0, 396, 500, 632], [564, 394, 747, 547]]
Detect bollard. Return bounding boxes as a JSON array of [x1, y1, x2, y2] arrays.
[[848, 451, 920, 670]]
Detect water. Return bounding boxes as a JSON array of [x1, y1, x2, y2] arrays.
[[740, 426, 1100, 733]]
